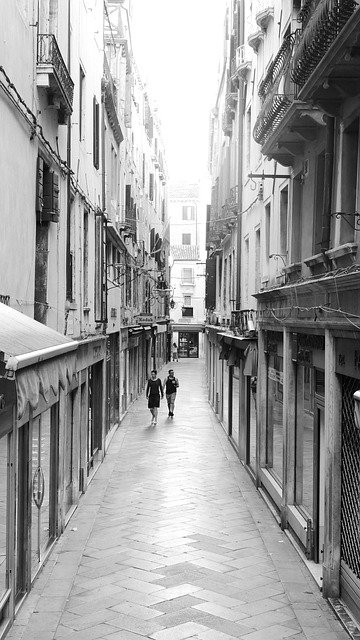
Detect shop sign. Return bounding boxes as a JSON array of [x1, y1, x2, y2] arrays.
[[336, 338, 360, 379], [135, 314, 154, 325], [268, 367, 283, 384]]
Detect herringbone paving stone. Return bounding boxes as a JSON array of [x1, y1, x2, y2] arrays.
[[7, 360, 349, 640]]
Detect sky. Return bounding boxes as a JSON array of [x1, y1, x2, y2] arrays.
[[130, 0, 227, 184]]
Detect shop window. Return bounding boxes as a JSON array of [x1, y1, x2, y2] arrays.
[[266, 352, 284, 485], [295, 365, 315, 517], [31, 406, 57, 578], [0, 433, 8, 602]]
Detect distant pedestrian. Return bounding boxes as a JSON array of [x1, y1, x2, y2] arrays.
[[172, 342, 179, 362], [146, 370, 163, 426], [163, 369, 179, 418]]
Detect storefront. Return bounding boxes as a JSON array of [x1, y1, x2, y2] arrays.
[[0, 303, 77, 633], [106, 332, 120, 437], [172, 323, 205, 360], [335, 338, 360, 621]]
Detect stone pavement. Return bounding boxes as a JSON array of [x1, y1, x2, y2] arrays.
[[8, 359, 349, 640]]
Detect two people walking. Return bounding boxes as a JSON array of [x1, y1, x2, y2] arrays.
[[146, 368, 179, 425]]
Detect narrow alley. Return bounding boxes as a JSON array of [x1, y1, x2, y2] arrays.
[[7, 359, 347, 640]]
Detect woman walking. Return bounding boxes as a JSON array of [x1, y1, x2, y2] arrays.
[[146, 369, 164, 426]]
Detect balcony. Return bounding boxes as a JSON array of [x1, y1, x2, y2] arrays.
[[233, 45, 252, 79], [102, 56, 123, 146], [254, 31, 326, 165], [230, 309, 257, 336], [36, 34, 74, 124], [292, 0, 360, 113], [255, 2, 274, 30]]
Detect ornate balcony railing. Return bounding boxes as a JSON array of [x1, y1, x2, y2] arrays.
[[253, 89, 292, 145], [258, 32, 297, 100], [37, 34, 74, 113], [292, 0, 358, 89], [102, 60, 123, 145]]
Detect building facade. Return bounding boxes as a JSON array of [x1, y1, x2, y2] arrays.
[[205, 0, 360, 626], [169, 183, 206, 358], [0, 1, 169, 635]]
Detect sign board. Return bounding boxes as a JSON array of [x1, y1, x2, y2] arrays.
[[268, 367, 284, 385], [135, 314, 154, 325]]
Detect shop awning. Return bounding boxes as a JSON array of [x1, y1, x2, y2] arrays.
[[172, 323, 205, 332], [0, 303, 77, 419]]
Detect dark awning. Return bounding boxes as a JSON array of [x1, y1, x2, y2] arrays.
[[0, 303, 77, 419]]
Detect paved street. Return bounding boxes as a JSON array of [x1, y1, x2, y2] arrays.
[[8, 359, 348, 640]]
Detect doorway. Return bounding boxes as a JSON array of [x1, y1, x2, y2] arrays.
[[178, 332, 199, 358]]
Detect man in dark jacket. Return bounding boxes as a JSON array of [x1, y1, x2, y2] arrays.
[[163, 369, 179, 417]]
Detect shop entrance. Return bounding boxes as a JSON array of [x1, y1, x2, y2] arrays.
[[178, 332, 198, 358]]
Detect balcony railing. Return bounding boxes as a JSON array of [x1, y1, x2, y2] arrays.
[[292, 0, 358, 89], [258, 32, 297, 100], [253, 85, 292, 146], [230, 309, 257, 335], [102, 60, 123, 145], [37, 34, 74, 118]]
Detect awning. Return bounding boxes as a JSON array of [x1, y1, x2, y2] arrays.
[[0, 303, 77, 419], [172, 323, 205, 332]]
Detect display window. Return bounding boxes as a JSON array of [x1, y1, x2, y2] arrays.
[[266, 353, 284, 485]]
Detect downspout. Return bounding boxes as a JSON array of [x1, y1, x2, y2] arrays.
[[66, 0, 72, 301], [320, 115, 335, 253], [236, 0, 244, 310]]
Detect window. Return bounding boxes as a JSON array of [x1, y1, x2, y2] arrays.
[[313, 154, 325, 252], [93, 96, 100, 169], [184, 295, 191, 306], [182, 206, 195, 220], [79, 66, 85, 141], [83, 209, 89, 306], [182, 233, 191, 245], [279, 187, 288, 257], [246, 107, 251, 167], [181, 268, 194, 284], [265, 203, 271, 260], [149, 173, 154, 201], [255, 227, 261, 292], [182, 307, 193, 317], [111, 145, 118, 202]]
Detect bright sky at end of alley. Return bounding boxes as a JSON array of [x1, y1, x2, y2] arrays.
[[130, 0, 227, 183]]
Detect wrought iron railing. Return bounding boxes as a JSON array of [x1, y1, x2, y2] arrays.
[[37, 34, 74, 109], [292, 0, 358, 88], [253, 82, 292, 145], [258, 32, 297, 100], [0, 295, 10, 306]]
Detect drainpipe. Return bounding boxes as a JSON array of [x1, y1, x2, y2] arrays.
[[66, 0, 72, 302], [320, 115, 335, 253], [236, 0, 244, 310]]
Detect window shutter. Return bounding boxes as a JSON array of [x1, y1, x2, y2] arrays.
[[36, 156, 44, 212]]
